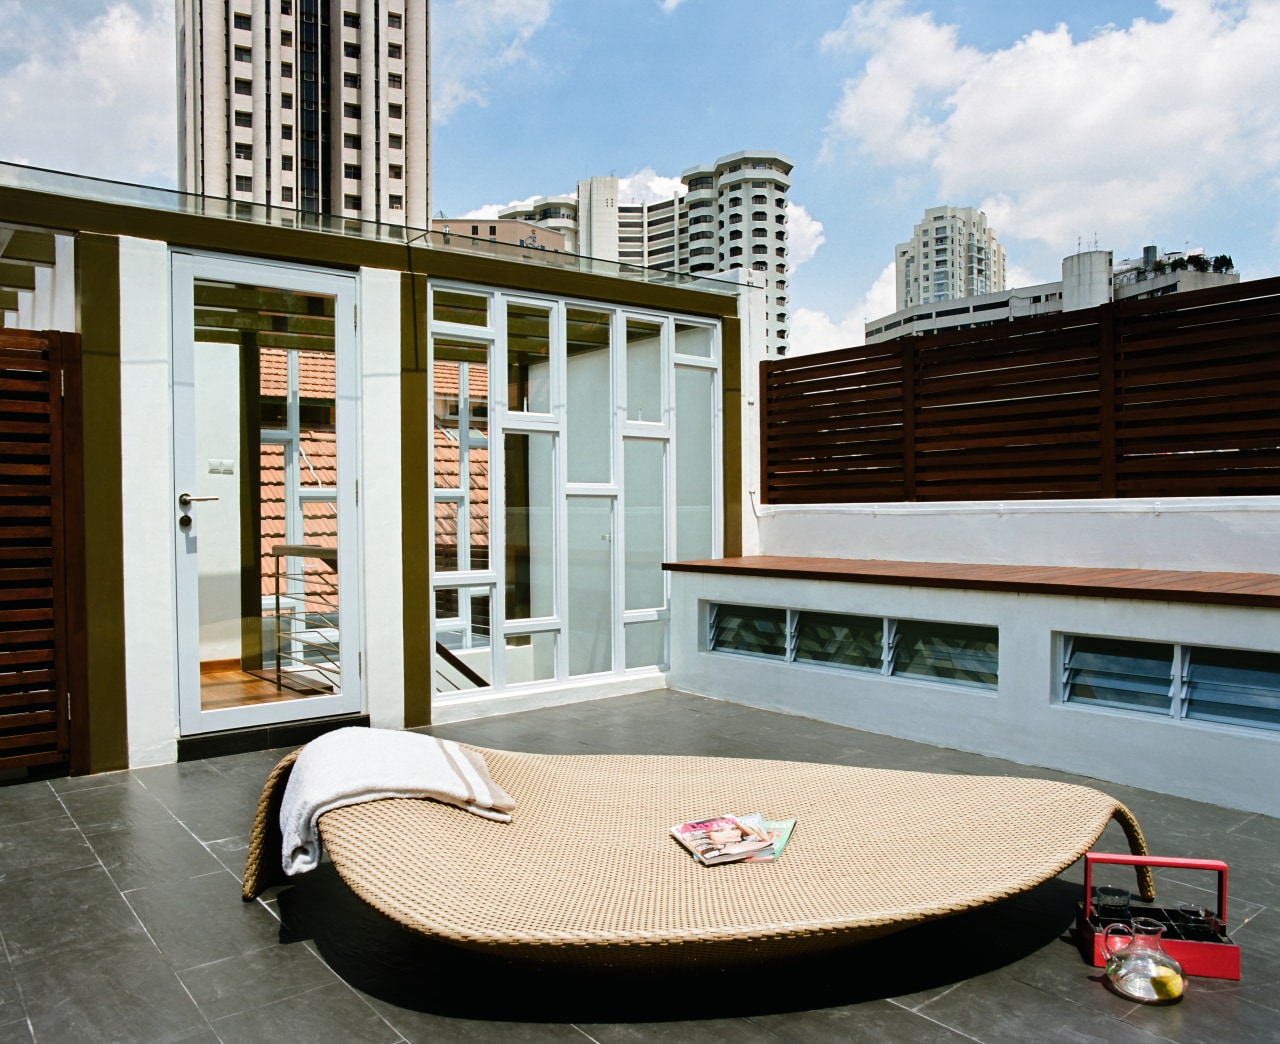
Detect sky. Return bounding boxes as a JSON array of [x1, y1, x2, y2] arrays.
[[2, 0, 1278, 354]]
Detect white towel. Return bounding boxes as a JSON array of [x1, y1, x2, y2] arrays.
[[279, 727, 516, 876]]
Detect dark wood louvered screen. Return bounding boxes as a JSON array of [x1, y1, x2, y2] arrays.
[[761, 277, 1280, 504], [0, 329, 78, 775]]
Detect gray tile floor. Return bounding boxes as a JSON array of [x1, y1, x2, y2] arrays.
[[1, 690, 1277, 1043]]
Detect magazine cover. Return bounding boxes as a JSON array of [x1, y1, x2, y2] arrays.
[[671, 814, 774, 864], [744, 817, 797, 862]]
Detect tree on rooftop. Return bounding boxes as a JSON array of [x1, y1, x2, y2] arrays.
[[1212, 254, 1234, 273], [1187, 254, 1210, 273]]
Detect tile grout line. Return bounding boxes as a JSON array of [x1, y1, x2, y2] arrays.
[[51, 779, 224, 1044], [885, 997, 987, 1042]]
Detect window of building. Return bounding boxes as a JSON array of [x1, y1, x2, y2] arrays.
[[235, 175, 253, 192], [344, 43, 360, 58], [234, 46, 252, 62], [687, 198, 714, 210], [281, 123, 293, 139], [234, 110, 253, 127], [728, 230, 743, 241], [689, 246, 715, 257], [752, 211, 767, 222], [752, 194, 767, 205], [344, 194, 362, 210], [752, 180, 768, 188], [343, 102, 361, 118], [388, 133, 403, 149], [388, 103, 403, 119], [281, 186, 294, 202], [234, 13, 252, 30], [388, 72, 402, 89], [389, 164, 402, 179], [280, 30, 292, 46], [281, 155, 293, 170], [344, 164, 362, 180], [388, 42, 402, 59], [687, 176, 714, 190], [388, 12, 402, 28], [752, 245, 767, 255], [689, 229, 714, 241], [281, 62, 293, 78], [389, 195, 404, 210], [776, 198, 786, 208], [776, 231, 786, 241], [689, 214, 713, 225], [234, 78, 252, 96], [280, 0, 291, 12], [728, 214, 742, 224], [470, 225, 479, 235], [776, 264, 786, 274], [343, 72, 360, 88], [729, 246, 743, 257], [343, 133, 361, 150], [343, 11, 360, 27], [234, 143, 252, 160], [752, 228, 767, 238], [489, 225, 497, 235]]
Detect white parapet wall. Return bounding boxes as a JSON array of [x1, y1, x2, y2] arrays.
[[667, 567, 1280, 817]]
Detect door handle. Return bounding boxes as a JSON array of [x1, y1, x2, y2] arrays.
[[178, 493, 220, 507]]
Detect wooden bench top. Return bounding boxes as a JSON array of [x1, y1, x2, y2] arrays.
[[663, 556, 1280, 609]]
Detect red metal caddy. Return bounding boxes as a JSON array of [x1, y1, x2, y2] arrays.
[[1077, 852, 1240, 980]]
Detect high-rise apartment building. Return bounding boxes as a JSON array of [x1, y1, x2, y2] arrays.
[[177, 0, 428, 227], [499, 151, 793, 353], [895, 206, 1006, 310]]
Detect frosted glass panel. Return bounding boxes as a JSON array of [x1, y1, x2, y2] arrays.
[[567, 497, 613, 676], [624, 439, 665, 610], [625, 620, 667, 670], [675, 366, 715, 560], [675, 322, 713, 358], [626, 319, 662, 422], [505, 432, 555, 620], [566, 308, 611, 483]]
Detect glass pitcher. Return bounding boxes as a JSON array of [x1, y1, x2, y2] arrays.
[[1102, 916, 1187, 1003]]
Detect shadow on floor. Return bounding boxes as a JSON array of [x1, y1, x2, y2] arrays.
[[276, 866, 1091, 1023]]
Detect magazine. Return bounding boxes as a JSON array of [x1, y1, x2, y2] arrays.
[[743, 817, 797, 863], [670, 814, 775, 865]]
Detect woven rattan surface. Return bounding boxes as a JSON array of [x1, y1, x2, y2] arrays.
[[246, 746, 1152, 967]]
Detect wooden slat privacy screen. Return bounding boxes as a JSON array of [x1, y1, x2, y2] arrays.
[[761, 277, 1280, 504], [0, 329, 76, 774]]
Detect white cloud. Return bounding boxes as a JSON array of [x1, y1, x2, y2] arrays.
[[787, 203, 825, 269], [657, 0, 687, 11], [459, 195, 542, 219], [821, 0, 1280, 251], [432, 0, 552, 123], [789, 261, 897, 355], [618, 168, 685, 203], [0, 1, 175, 184]]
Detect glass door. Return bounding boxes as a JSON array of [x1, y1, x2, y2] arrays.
[[171, 254, 361, 734]]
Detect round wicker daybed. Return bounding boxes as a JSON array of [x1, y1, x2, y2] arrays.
[[243, 746, 1153, 969]]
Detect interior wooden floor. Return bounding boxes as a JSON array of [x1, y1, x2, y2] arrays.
[[199, 667, 315, 711]]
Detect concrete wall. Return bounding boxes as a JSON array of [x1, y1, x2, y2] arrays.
[[667, 568, 1280, 816]]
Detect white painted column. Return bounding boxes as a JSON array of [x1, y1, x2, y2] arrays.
[[118, 237, 181, 767], [251, 0, 268, 204], [357, 268, 405, 728]]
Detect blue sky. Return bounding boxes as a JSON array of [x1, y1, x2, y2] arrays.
[[3, 0, 1278, 352]]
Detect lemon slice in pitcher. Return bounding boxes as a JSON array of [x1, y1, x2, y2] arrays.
[[1150, 967, 1185, 1000]]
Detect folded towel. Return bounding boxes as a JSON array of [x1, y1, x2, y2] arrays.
[[279, 727, 516, 876]]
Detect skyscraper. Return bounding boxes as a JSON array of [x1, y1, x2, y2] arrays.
[[894, 205, 1006, 310], [500, 151, 794, 353], [177, 0, 429, 227]]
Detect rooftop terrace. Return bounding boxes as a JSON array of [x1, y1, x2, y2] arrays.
[[1, 691, 1276, 1042]]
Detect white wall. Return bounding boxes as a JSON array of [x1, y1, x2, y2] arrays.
[[750, 497, 1280, 574], [668, 569, 1280, 817], [118, 237, 180, 767], [357, 267, 406, 730]]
